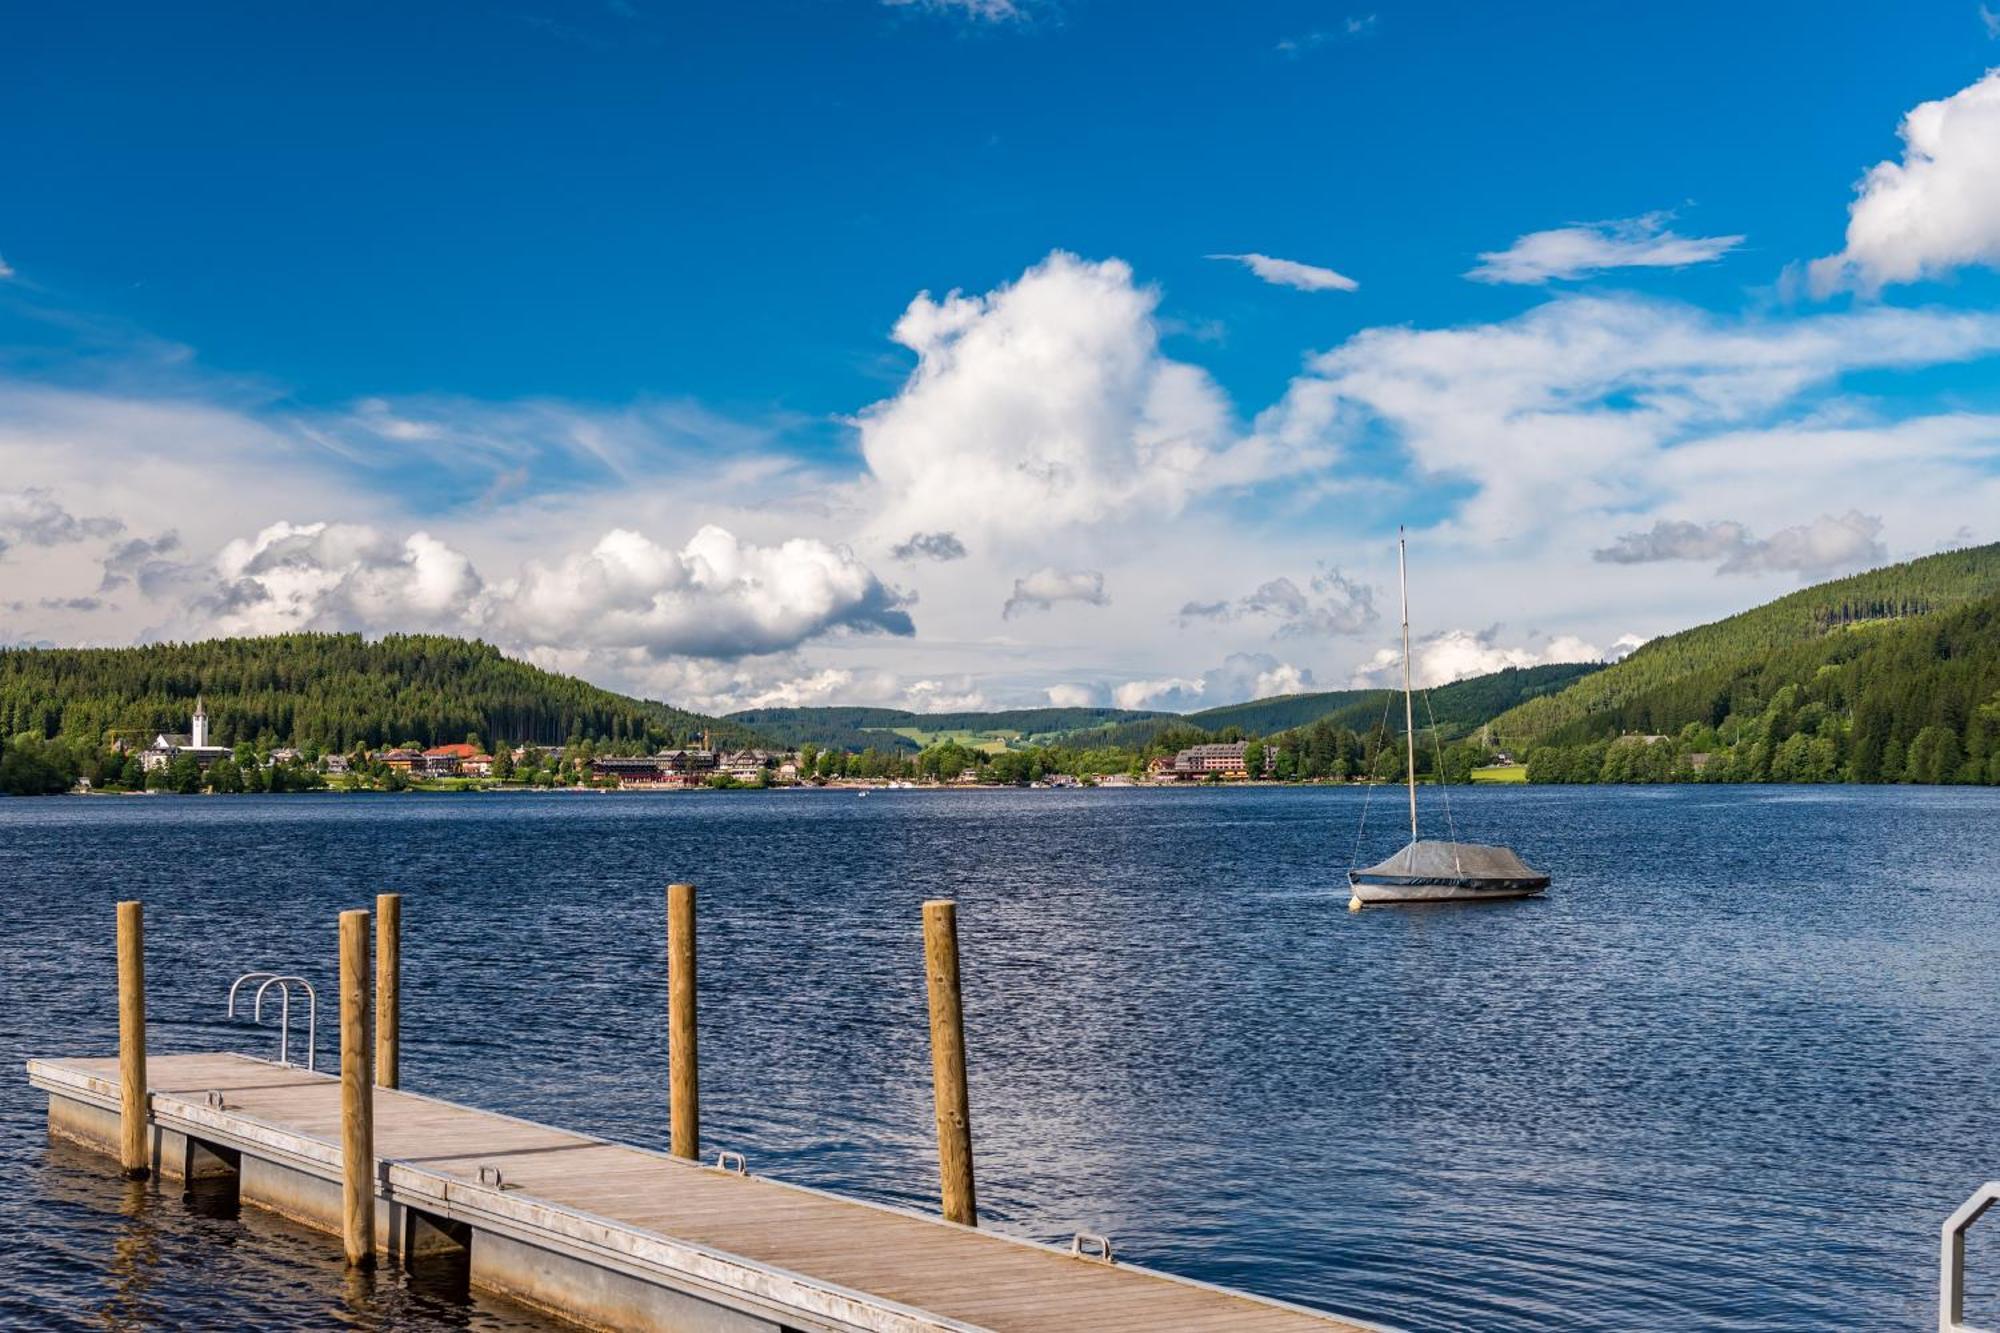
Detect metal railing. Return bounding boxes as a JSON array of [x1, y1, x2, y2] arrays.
[[227, 972, 318, 1071], [1943, 1181, 2000, 1331]]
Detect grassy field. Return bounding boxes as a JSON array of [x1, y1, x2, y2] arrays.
[[1469, 763, 1528, 783], [871, 726, 1019, 755]]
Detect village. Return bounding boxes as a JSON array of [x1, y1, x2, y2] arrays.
[[120, 700, 1285, 793]]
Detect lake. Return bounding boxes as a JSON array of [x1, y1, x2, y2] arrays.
[[2, 785, 1996, 1331]]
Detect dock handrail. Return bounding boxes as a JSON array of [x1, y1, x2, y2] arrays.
[[1943, 1181, 2000, 1331], [227, 972, 318, 1071]]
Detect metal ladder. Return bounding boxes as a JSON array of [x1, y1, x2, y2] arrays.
[[227, 972, 319, 1071]]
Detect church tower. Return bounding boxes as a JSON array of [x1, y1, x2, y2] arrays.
[[192, 695, 209, 749]]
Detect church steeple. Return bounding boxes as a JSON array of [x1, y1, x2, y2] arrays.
[[191, 694, 209, 749]]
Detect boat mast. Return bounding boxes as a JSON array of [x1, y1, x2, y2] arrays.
[[1399, 527, 1418, 843]]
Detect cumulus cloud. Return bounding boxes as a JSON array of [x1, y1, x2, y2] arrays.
[[858, 251, 1251, 546], [494, 526, 913, 658], [1593, 510, 1886, 578], [1001, 566, 1109, 618], [1207, 252, 1358, 292], [1810, 70, 2000, 294], [201, 521, 484, 637], [0, 487, 122, 557], [1468, 213, 1744, 284], [1045, 682, 1105, 708], [186, 520, 911, 661], [1177, 567, 1377, 636], [890, 530, 967, 562], [1113, 652, 1315, 711], [1352, 628, 1605, 690]]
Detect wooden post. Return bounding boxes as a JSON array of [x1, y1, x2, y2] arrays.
[[375, 893, 400, 1090], [338, 908, 375, 1267], [116, 900, 148, 1180], [922, 899, 976, 1227], [668, 882, 699, 1160]]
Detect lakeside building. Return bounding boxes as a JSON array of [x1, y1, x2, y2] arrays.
[[379, 748, 422, 772], [589, 750, 721, 789], [1173, 741, 1252, 780], [139, 697, 232, 773]]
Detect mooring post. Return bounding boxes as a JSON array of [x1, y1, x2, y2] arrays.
[[668, 881, 699, 1160], [338, 908, 376, 1267], [116, 899, 149, 1179], [922, 898, 976, 1227], [375, 892, 400, 1090]]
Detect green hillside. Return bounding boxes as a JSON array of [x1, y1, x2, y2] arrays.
[[725, 705, 1165, 753], [1080, 663, 1603, 750], [0, 633, 761, 754], [1493, 542, 2000, 745]]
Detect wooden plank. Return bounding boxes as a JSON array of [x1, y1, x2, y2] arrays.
[[30, 1053, 1368, 1333]]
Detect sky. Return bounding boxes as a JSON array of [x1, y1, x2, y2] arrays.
[[5, 1, 2000, 715]]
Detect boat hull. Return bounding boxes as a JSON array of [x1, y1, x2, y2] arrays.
[[1345, 871, 1549, 905]]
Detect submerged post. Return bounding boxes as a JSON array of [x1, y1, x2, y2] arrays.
[[116, 900, 148, 1179], [375, 893, 400, 1090], [339, 908, 375, 1267], [668, 882, 699, 1160], [922, 899, 976, 1227]]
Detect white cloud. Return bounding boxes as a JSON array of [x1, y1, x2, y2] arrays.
[[1810, 70, 2000, 294], [1113, 652, 1315, 711], [494, 525, 913, 658], [1468, 213, 1744, 284], [1257, 293, 2000, 538], [1352, 628, 1605, 689], [202, 521, 484, 638], [1207, 252, 1358, 292], [1001, 566, 1108, 618], [857, 252, 1245, 547], [1275, 15, 1377, 55], [1984, 5, 2000, 38], [0, 254, 14, 280], [1177, 567, 1377, 636], [187, 520, 912, 662], [1594, 510, 1886, 578], [1045, 683, 1103, 708]]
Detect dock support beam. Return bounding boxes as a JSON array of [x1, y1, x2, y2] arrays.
[[339, 908, 376, 1267], [375, 893, 400, 1090], [116, 899, 148, 1179], [668, 882, 699, 1160], [922, 899, 976, 1227]]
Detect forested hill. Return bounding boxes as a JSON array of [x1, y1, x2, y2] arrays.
[[1492, 542, 2000, 746], [1077, 663, 1604, 750], [724, 705, 1165, 753], [0, 633, 762, 752]]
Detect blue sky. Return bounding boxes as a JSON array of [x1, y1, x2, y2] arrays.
[[5, 2, 2000, 713]]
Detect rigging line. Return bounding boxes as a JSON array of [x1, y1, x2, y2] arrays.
[[1420, 686, 1463, 876], [1349, 687, 1399, 872]]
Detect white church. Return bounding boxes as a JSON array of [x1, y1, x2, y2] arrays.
[[140, 696, 234, 773]]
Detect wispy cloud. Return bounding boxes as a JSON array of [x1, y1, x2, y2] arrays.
[[1593, 511, 1886, 579], [1002, 566, 1108, 618], [1469, 212, 1744, 284], [890, 530, 968, 562], [1982, 3, 2000, 38], [1208, 252, 1358, 292], [1275, 14, 1376, 56], [883, 0, 1034, 23]]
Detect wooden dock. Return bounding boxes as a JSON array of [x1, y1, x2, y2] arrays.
[[30, 1051, 1381, 1333]]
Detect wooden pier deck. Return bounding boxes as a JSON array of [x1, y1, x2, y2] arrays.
[[30, 1051, 1380, 1333]]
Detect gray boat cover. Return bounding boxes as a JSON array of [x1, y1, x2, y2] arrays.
[[1355, 839, 1543, 881]]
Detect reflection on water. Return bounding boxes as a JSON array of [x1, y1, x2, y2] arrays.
[[2, 786, 1998, 1331]]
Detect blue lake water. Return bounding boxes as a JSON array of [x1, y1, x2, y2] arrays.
[[3, 785, 1997, 1331]]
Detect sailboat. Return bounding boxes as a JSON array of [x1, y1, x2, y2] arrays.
[[1347, 530, 1551, 908]]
